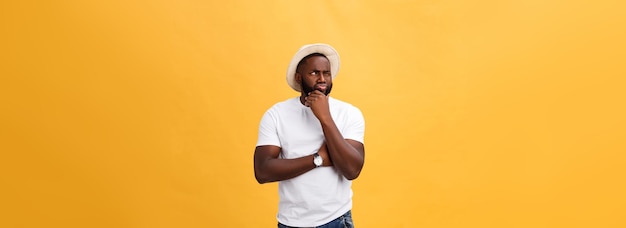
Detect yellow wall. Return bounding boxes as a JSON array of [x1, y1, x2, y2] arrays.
[[2, 1, 625, 227]]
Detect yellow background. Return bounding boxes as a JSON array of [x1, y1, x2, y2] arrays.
[[2, 0, 625, 227]]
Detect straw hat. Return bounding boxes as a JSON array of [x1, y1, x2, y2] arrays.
[[286, 43, 340, 92]]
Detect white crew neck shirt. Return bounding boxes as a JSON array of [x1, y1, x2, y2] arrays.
[[256, 96, 365, 227]]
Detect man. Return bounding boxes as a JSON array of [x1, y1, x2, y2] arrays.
[[254, 43, 365, 228]]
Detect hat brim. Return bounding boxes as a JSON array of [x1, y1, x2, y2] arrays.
[[286, 43, 340, 92]]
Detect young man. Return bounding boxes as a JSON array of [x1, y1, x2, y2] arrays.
[[254, 43, 365, 228]]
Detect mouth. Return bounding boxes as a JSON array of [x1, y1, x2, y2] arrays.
[[314, 84, 327, 92]]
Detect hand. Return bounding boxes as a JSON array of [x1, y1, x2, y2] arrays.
[[317, 142, 333, 167], [304, 90, 331, 121]]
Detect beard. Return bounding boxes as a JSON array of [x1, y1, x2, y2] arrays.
[[301, 80, 333, 96]]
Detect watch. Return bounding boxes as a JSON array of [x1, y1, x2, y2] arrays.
[[313, 153, 323, 167]]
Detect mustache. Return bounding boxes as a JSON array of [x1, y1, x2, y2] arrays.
[[301, 82, 331, 95]]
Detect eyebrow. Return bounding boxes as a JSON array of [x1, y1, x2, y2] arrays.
[[310, 69, 331, 72]]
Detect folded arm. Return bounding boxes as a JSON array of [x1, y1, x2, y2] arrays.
[[254, 143, 332, 184], [321, 121, 365, 180], [305, 91, 365, 180]]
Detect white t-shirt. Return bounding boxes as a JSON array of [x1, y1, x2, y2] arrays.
[[256, 96, 365, 227]]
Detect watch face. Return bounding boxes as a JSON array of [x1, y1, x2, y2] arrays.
[[314, 155, 322, 166]]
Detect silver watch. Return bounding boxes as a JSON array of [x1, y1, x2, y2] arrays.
[[313, 153, 323, 167]]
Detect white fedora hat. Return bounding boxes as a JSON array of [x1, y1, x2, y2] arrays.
[[286, 43, 340, 92]]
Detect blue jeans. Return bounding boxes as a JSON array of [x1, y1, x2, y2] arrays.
[[278, 211, 354, 228]]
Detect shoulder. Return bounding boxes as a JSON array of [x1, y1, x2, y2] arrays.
[[264, 97, 300, 114]]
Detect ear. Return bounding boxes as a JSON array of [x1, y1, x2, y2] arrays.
[[295, 72, 302, 85]]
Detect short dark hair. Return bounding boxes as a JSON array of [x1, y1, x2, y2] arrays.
[[296, 53, 327, 73]]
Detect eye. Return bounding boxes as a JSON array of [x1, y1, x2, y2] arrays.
[[310, 71, 318, 76]]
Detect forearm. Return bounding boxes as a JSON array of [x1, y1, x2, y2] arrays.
[[320, 119, 364, 180], [254, 154, 315, 184]]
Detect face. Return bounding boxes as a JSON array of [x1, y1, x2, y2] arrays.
[[296, 55, 333, 95]]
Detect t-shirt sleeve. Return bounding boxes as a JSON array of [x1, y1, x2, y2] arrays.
[[343, 106, 365, 144], [256, 109, 281, 147]]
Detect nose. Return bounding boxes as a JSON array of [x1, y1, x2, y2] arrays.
[[318, 74, 326, 83]]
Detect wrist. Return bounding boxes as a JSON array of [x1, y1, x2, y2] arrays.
[[313, 153, 323, 167], [317, 114, 334, 124]]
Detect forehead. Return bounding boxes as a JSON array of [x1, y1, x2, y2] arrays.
[[302, 56, 331, 70]]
